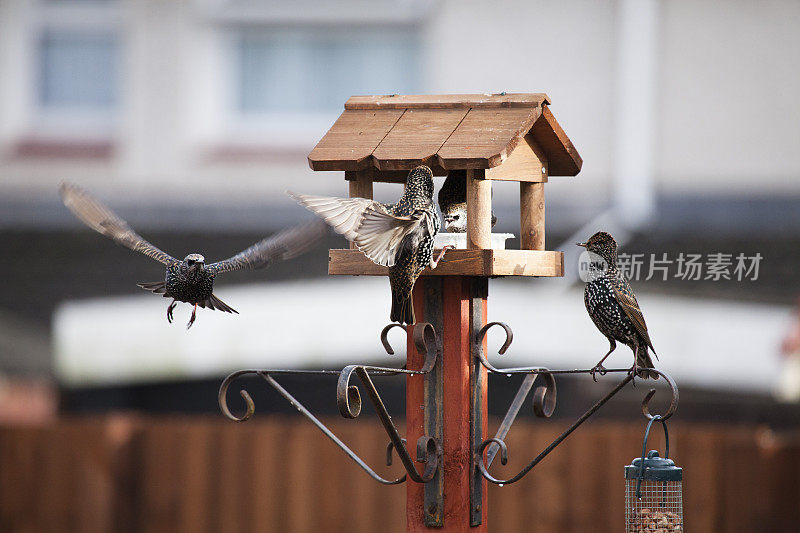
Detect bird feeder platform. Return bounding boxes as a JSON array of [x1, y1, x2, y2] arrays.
[[308, 93, 582, 278]]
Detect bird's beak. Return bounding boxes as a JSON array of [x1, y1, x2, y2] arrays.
[[576, 242, 587, 248]]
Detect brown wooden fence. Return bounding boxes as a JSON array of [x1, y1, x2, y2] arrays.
[[1, 416, 798, 532]]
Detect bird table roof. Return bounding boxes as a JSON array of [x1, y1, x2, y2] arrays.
[[307, 93, 582, 176]]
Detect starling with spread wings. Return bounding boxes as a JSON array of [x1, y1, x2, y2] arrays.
[[578, 231, 659, 380], [60, 182, 327, 328], [289, 165, 452, 325]]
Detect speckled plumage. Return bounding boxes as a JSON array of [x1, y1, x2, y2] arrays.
[[60, 182, 326, 328], [386, 167, 440, 324], [437, 170, 497, 233], [290, 166, 449, 324], [578, 231, 658, 379]]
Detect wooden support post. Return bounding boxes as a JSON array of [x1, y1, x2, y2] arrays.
[[520, 182, 545, 250], [346, 169, 373, 250], [466, 169, 491, 249], [407, 276, 488, 531]]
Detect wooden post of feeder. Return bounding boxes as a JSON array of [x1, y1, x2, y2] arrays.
[[514, 137, 549, 251], [308, 93, 582, 531], [466, 169, 491, 249], [346, 168, 374, 249]]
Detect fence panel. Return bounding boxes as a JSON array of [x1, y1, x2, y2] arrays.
[[1, 417, 798, 532]]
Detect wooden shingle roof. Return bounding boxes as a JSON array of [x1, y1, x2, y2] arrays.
[[308, 93, 582, 176]]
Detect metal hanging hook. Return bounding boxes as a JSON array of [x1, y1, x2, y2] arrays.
[[380, 323, 407, 355], [640, 369, 679, 421], [380, 322, 438, 373], [477, 321, 514, 354]]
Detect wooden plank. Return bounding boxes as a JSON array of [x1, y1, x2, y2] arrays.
[[466, 169, 491, 249], [355, 167, 449, 183], [675, 426, 721, 532], [406, 287, 427, 531], [0, 426, 40, 532], [440, 277, 476, 529], [308, 109, 404, 171], [484, 134, 549, 182], [38, 423, 75, 533], [530, 106, 582, 176], [71, 420, 115, 533], [248, 420, 287, 533], [520, 182, 545, 250], [138, 421, 181, 533], [328, 249, 564, 277], [371, 108, 468, 171], [567, 426, 607, 532], [437, 107, 541, 169], [528, 423, 570, 531], [284, 422, 317, 532], [176, 420, 214, 533], [345, 93, 550, 110], [347, 169, 373, 250]]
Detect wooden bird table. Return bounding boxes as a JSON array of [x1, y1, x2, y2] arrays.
[[313, 94, 582, 530]]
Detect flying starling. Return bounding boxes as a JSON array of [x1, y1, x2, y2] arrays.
[[290, 166, 451, 325], [60, 183, 327, 329], [437, 169, 497, 233], [577, 231, 659, 380]]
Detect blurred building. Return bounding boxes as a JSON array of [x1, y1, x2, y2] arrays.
[[0, 0, 798, 403]]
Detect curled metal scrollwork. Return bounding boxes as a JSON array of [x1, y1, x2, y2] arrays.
[[473, 319, 680, 485], [532, 371, 557, 418], [218, 369, 257, 422], [640, 369, 679, 421], [218, 322, 443, 486], [336, 364, 440, 483]]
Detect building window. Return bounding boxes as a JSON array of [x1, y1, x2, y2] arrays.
[[39, 31, 119, 110], [236, 28, 420, 114]]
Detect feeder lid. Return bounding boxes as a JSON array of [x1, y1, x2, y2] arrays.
[[307, 93, 582, 175], [625, 450, 683, 482]]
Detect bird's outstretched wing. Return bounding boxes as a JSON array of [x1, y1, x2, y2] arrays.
[[60, 182, 177, 265], [206, 220, 328, 274], [610, 277, 657, 356], [354, 207, 427, 267], [288, 192, 376, 241], [288, 192, 427, 267]]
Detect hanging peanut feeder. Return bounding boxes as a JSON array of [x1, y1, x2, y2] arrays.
[[625, 416, 683, 532]]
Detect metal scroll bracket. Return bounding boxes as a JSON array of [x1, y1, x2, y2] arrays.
[[469, 321, 679, 522], [217, 321, 443, 490]]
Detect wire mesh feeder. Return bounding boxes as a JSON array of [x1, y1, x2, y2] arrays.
[[625, 416, 683, 532]]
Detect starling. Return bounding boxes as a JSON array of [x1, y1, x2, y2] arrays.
[[577, 231, 659, 380], [60, 183, 327, 329], [290, 165, 451, 325], [437, 169, 497, 232]]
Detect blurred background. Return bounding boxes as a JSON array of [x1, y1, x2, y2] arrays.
[[1, 0, 799, 531]]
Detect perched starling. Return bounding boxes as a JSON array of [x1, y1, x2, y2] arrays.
[[60, 183, 327, 329], [577, 231, 659, 380], [437, 169, 497, 232], [290, 166, 451, 325]]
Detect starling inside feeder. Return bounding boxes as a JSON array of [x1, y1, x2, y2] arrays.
[[625, 416, 683, 532]]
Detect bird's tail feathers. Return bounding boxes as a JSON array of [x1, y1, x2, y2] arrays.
[[637, 346, 659, 380], [198, 293, 239, 314], [390, 289, 415, 325], [137, 281, 167, 294]]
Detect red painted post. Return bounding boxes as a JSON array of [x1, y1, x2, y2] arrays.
[[407, 277, 488, 531]]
